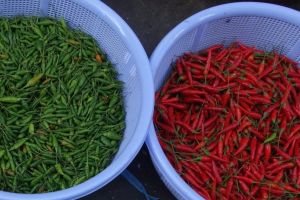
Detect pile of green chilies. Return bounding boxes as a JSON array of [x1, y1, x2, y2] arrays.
[[0, 17, 125, 193]]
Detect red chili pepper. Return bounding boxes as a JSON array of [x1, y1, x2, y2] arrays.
[[208, 154, 229, 163], [183, 97, 206, 104], [181, 89, 207, 96], [228, 53, 243, 72], [199, 155, 212, 162], [291, 167, 298, 184], [155, 121, 174, 133], [233, 89, 259, 96], [261, 186, 284, 196], [288, 124, 300, 140], [237, 118, 252, 132], [204, 115, 219, 128], [255, 143, 264, 163], [260, 188, 269, 200], [175, 121, 196, 133], [216, 82, 237, 91], [297, 169, 300, 186], [211, 178, 217, 200], [282, 103, 293, 121], [281, 83, 292, 105], [185, 67, 193, 85], [222, 90, 231, 107], [198, 169, 210, 183], [193, 83, 219, 93], [197, 161, 212, 173], [215, 48, 228, 61], [283, 184, 300, 193], [249, 96, 272, 104], [225, 178, 234, 198], [174, 144, 195, 153], [288, 139, 296, 156], [264, 143, 271, 163], [249, 128, 264, 140], [245, 167, 258, 181], [276, 81, 286, 92], [250, 185, 259, 196], [224, 112, 232, 128], [183, 172, 209, 199], [251, 166, 264, 181], [239, 101, 251, 111], [211, 160, 222, 184], [217, 121, 239, 135], [203, 50, 212, 75], [217, 137, 224, 158], [185, 64, 203, 75], [279, 71, 290, 86], [266, 159, 281, 170], [258, 63, 274, 80], [186, 53, 207, 61], [234, 176, 255, 184], [210, 67, 226, 82], [176, 58, 184, 75], [194, 141, 205, 151], [235, 104, 241, 122], [231, 131, 238, 144], [207, 141, 218, 151], [168, 85, 191, 94], [296, 159, 300, 168], [269, 162, 294, 175], [273, 146, 291, 160], [163, 102, 186, 110], [224, 130, 232, 147], [239, 180, 250, 194], [204, 106, 225, 112], [294, 139, 300, 157], [273, 170, 284, 183], [279, 116, 287, 134], [239, 105, 262, 119], [257, 60, 265, 75], [234, 137, 249, 156], [292, 104, 300, 117], [238, 96, 255, 107]]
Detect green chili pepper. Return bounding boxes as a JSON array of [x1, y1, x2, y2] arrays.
[[0, 96, 22, 103], [103, 132, 122, 140], [28, 123, 34, 135], [10, 138, 28, 151], [25, 73, 43, 87]]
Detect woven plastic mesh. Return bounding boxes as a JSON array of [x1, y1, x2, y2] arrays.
[[0, 0, 40, 17], [198, 16, 300, 55]]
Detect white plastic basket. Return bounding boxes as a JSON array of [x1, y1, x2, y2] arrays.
[[0, 0, 154, 200], [146, 2, 300, 200]]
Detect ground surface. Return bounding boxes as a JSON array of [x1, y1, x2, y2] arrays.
[[82, 1, 300, 200]]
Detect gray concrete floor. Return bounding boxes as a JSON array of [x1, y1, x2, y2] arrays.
[[82, 1, 300, 200]]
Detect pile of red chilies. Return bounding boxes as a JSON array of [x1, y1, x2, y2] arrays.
[[154, 43, 300, 199]]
